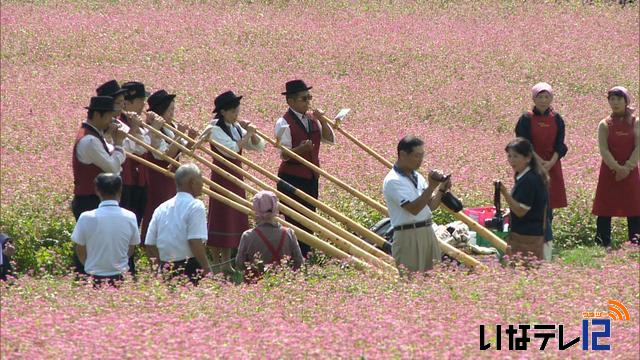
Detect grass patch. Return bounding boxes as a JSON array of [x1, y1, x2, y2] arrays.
[[557, 246, 607, 268]]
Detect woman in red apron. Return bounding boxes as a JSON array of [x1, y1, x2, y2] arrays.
[[200, 91, 265, 272], [140, 90, 182, 242], [592, 86, 640, 248], [515, 82, 568, 260]]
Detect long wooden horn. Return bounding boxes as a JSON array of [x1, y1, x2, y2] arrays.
[[314, 111, 508, 253], [158, 123, 394, 257], [154, 122, 483, 269], [251, 128, 388, 214], [203, 134, 392, 248], [124, 131, 393, 272], [208, 126, 482, 268], [131, 126, 398, 273], [124, 151, 375, 272]]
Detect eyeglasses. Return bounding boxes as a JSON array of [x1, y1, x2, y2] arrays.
[[298, 95, 313, 102]]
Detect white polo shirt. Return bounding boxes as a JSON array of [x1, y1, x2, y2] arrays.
[[145, 192, 208, 262], [71, 200, 140, 276], [382, 167, 432, 228]]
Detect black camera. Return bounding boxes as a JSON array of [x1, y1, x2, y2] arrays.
[[484, 180, 504, 230]]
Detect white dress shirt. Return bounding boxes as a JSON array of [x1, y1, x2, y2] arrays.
[[204, 120, 265, 158], [76, 123, 125, 173], [383, 167, 432, 228], [145, 192, 208, 262], [274, 108, 336, 151], [71, 200, 140, 276]]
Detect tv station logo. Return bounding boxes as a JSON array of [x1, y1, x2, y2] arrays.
[[479, 299, 630, 351]]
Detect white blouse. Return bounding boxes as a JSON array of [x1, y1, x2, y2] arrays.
[[206, 120, 265, 158]]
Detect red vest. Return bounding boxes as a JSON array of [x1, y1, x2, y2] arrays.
[[277, 110, 321, 179], [118, 114, 146, 187], [72, 123, 110, 195]]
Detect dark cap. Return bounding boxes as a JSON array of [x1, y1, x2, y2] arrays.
[[147, 89, 176, 114], [281, 79, 312, 96], [85, 96, 118, 111], [213, 90, 243, 113], [121, 81, 151, 100], [96, 80, 128, 98]]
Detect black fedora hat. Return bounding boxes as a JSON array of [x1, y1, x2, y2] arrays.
[[281, 79, 312, 96], [84, 96, 118, 111], [213, 90, 243, 113], [96, 80, 128, 98], [121, 81, 151, 100], [147, 89, 176, 112]]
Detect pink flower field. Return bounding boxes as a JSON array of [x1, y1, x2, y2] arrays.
[[1, 0, 638, 213], [1, 0, 639, 358]]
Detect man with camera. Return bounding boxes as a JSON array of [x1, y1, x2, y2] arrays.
[[383, 136, 451, 272]]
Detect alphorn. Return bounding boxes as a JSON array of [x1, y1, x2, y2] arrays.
[[314, 110, 508, 253], [253, 127, 388, 214], [124, 131, 396, 273], [162, 123, 393, 255], [124, 151, 374, 272], [202, 134, 392, 248], [238, 126, 483, 268], [131, 126, 398, 273]]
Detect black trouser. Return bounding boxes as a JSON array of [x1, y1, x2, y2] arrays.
[[162, 258, 203, 285], [0, 259, 12, 281], [544, 207, 554, 242], [92, 274, 124, 288], [596, 216, 640, 247], [277, 174, 319, 258], [128, 252, 137, 277], [71, 194, 101, 275], [71, 194, 100, 220], [120, 185, 147, 227]]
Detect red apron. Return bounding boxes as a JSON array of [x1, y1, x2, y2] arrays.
[[592, 116, 640, 217], [530, 112, 568, 208], [207, 144, 249, 249], [140, 153, 177, 242]]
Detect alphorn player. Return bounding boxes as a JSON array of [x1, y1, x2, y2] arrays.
[[118, 81, 152, 226], [96, 80, 128, 118], [274, 79, 335, 257], [382, 136, 451, 272], [197, 90, 264, 271], [140, 89, 184, 242], [71, 96, 126, 274]]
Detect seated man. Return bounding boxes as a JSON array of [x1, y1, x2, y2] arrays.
[[71, 173, 140, 286], [236, 191, 304, 281], [145, 164, 211, 284]]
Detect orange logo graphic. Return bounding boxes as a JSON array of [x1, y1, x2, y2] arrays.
[[608, 300, 630, 321]]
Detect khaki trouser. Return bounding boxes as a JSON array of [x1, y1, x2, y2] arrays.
[[543, 241, 553, 261], [392, 226, 441, 272], [506, 232, 544, 260]]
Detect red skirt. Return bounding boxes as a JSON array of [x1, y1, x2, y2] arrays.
[[207, 165, 249, 249], [140, 156, 177, 242], [592, 162, 640, 217], [548, 160, 567, 209]]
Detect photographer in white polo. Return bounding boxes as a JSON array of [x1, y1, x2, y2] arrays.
[[383, 136, 451, 272]]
